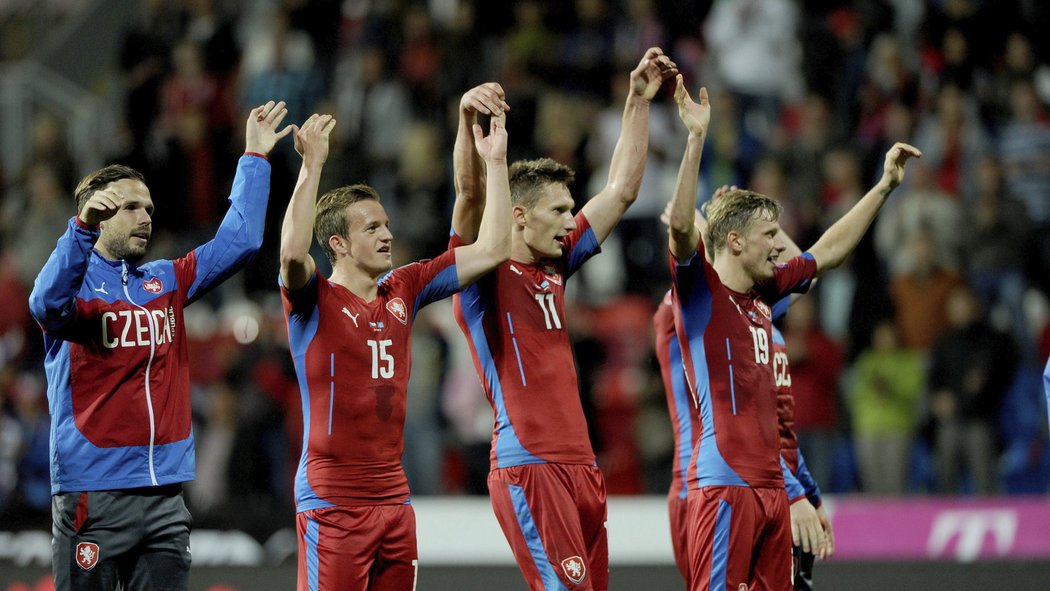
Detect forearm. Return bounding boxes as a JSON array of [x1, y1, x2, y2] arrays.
[[29, 218, 95, 330], [810, 179, 894, 273], [605, 93, 652, 205], [474, 158, 511, 258], [669, 133, 704, 260], [281, 161, 323, 264], [452, 109, 485, 241], [222, 154, 272, 250]]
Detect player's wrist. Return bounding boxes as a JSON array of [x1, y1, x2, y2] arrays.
[[75, 215, 99, 230], [244, 150, 269, 160]]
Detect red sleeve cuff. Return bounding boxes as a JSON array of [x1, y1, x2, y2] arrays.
[[244, 152, 269, 160], [789, 494, 808, 505], [74, 216, 99, 231]]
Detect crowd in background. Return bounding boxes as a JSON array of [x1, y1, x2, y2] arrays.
[[1, 0, 1049, 535]]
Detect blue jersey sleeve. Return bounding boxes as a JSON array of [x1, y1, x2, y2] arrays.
[[177, 154, 271, 304], [563, 212, 601, 278], [781, 455, 805, 501], [28, 217, 98, 333], [771, 296, 790, 322], [793, 449, 823, 508], [1043, 356, 1050, 435]]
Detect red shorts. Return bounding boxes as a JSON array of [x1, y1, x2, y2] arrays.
[[687, 486, 792, 591], [488, 463, 608, 590], [296, 504, 417, 591], [668, 492, 690, 585]]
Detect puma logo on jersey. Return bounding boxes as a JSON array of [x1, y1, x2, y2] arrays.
[[342, 307, 360, 327], [509, 264, 523, 276], [94, 282, 109, 295]]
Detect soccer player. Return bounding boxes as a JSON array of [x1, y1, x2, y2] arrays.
[[278, 109, 511, 590], [447, 49, 677, 590], [666, 74, 919, 590], [654, 190, 832, 588], [28, 100, 292, 591]]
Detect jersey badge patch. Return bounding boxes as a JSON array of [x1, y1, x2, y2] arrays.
[[386, 297, 408, 325], [143, 277, 163, 294], [76, 542, 100, 570], [369, 321, 385, 332], [542, 265, 562, 285], [561, 556, 586, 584], [755, 300, 771, 319]]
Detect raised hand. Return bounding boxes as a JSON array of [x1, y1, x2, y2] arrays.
[[293, 114, 337, 167], [630, 47, 678, 101], [78, 187, 123, 227], [674, 75, 710, 137], [472, 114, 507, 164], [461, 83, 510, 118], [245, 100, 295, 156], [881, 142, 922, 190]]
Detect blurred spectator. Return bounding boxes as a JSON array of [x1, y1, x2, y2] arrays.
[[875, 160, 964, 277], [849, 321, 923, 495], [928, 287, 1017, 494], [781, 296, 843, 491], [965, 156, 1032, 352], [890, 231, 963, 350], [912, 82, 990, 197]]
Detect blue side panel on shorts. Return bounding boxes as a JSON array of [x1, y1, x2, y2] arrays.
[[709, 499, 732, 591], [460, 282, 545, 469], [509, 484, 569, 591], [304, 516, 320, 591]]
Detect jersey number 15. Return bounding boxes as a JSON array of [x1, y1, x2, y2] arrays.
[[367, 339, 394, 379]]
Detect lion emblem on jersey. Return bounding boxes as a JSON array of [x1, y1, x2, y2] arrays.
[[76, 542, 100, 570], [386, 297, 408, 325], [561, 556, 586, 584], [755, 300, 771, 319]]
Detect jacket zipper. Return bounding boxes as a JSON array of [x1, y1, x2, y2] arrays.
[[123, 262, 159, 486]]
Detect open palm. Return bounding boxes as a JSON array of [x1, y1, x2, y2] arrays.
[[473, 116, 507, 162], [674, 75, 710, 136]]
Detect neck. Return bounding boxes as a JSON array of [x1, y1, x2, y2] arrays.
[[330, 261, 381, 301], [510, 231, 539, 265], [712, 255, 756, 293]]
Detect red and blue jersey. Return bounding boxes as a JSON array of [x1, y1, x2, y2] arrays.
[[452, 212, 601, 470], [770, 300, 822, 506], [654, 291, 696, 501], [670, 240, 816, 492], [28, 154, 271, 494], [281, 250, 459, 511]]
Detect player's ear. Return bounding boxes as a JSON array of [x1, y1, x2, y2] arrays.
[[512, 204, 528, 229], [727, 229, 743, 254], [328, 234, 349, 259]]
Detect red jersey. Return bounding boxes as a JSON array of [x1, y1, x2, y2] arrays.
[[670, 242, 816, 490], [282, 251, 459, 511], [452, 212, 601, 470], [653, 291, 697, 501]]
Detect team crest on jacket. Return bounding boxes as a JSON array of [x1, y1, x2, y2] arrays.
[[76, 542, 100, 570], [143, 277, 163, 294], [561, 556, 586, 584], [386, 297, 408, 325]]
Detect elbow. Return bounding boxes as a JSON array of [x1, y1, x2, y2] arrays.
[[279, 243, 309, 270]]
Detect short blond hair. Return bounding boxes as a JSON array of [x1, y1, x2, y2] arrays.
[[705, 189, 782, 258]]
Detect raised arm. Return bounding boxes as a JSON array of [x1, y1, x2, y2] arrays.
[[451, 83, 509, 243], [581, 47, 677, 243], [453, 114, 512, 285], [667, 75, 710, 262], [807, 142, 922, 275], [280, 114, 336, 290], [181, 101, 293, 303]]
